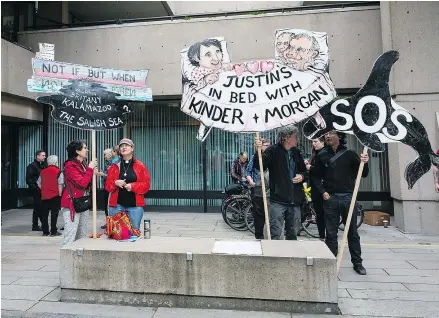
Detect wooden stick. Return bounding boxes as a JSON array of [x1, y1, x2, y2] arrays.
[[256, 132, 271, 240], [336, 146, 368, 273], [91, 130, 97, 239]]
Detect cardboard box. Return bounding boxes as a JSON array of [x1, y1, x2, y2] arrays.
[[364, 211, 390, 226]]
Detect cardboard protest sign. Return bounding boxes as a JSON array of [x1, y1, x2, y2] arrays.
[[180, 30, 337, 137], [28, 58, 152, 130], [36, 80, 133, 130], [302, 50, 439, 189]]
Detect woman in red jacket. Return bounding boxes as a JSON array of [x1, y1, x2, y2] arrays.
[[61, 140, 97, 246], [105, 138, 150, 233]]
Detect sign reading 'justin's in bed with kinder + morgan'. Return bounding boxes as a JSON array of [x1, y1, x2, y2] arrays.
[[28, 58, 153, 130], [180, 29, 337, 134]]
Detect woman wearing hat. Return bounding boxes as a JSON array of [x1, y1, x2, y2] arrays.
[[105, 138, 150, 234]]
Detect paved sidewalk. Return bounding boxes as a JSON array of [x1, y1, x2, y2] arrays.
[[2, 209, 439, 317]]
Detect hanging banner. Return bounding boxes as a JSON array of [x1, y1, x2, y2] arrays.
[[180, 30, 337, 133], [180, 29, 438, 189]]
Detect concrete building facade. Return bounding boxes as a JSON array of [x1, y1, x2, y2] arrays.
[[2, 1, 438, 233]]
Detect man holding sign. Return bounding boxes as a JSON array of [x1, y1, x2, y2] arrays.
[[311, 131, 369, 275], [254, 126, 307, 240]]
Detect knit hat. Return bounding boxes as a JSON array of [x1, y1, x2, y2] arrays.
[[118, 138, 134, 148]]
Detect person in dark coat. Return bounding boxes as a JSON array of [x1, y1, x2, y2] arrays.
[[254, 126, 307, 240], [26, 150, 47, 231], [305, 136, 326, 240], [230, 152, 248, 184], [311, 131, 369, 275]]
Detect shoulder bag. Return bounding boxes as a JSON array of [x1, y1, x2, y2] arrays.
[[64, 172, 92, 213], [324, 148, 349, 168]]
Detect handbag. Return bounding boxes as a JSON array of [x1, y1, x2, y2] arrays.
[[106, 212, 141, 240], [64, 174, 91, 213]]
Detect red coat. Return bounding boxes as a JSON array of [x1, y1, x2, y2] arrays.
[[61, 159, 94, 209], [40, 165, 61, 200], [105, 158, 150, 207]]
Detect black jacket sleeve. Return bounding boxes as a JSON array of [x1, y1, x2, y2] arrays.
[[351, 151, 369, 178], [26, 163, 38, 189], [311, 153, 326, 195]]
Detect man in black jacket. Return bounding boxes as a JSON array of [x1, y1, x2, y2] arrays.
[[254, 126, 307, 240], [311, 131, 369, 275], [26, 150, 47, 231]]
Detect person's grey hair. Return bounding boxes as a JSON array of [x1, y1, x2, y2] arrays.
[[103, 148, 113, 156], [291, 33, 320, 56], [47, 155, 58, 166], [276, 125, 299, 144]]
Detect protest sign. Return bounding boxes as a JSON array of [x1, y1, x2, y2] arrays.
[[31, 59, 150, 88], [28, 76, 152, 101], [302, 51, 439, 190], [180, 31, 336, 135], [36, 80, 133, 130]]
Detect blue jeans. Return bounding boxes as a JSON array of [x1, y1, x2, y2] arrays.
[[108, 205, 144, 231]]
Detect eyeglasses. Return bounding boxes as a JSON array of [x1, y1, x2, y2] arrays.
[[287, 45, 314, 54]]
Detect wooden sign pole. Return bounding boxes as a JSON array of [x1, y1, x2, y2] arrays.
[[256, 132, 271, 240], [91, 130, 97, 239], [336, 146, 368, 273]]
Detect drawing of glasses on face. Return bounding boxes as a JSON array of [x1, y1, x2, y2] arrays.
[[285, 45, 314, 55]]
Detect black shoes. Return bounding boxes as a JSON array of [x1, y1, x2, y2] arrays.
[[32, 226, 42, 231], [42, 233, 50, 236], [100, 224, 107, 229], [50, 232, 62, 237], [353, 264, 367, 275]]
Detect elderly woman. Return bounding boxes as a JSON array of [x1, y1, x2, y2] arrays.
[[105, 138, 150, 234], [37, 155, 63, 236], [61, 140, 97, 246]]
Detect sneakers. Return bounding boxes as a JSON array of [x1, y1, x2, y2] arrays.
[[50, 232, 62, 237], [353, 264, 367, 275], [42, 233, 50, 236]]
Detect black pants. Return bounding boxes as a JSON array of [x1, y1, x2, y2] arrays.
[[31, 189, 43, 229], [311, 191, 326, 239], [323, 193, 362, 265], [250, 193, 265, 239], [104, 190, 109, 217], [41, 196, 61, 235]]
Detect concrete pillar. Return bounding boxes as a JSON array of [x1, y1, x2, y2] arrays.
[[380, 2, 439, 234], [62, 1, 69, 26]]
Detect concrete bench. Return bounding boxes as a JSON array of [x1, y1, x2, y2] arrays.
[[60, 237, 339, 314]]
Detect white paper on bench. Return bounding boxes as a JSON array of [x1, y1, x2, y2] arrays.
[[212, 240, 262, 255]]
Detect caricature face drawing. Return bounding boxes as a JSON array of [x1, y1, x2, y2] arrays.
[[275, 32, 291, 55], [188, 39, 224, 71], [283, 34, 320, 71]]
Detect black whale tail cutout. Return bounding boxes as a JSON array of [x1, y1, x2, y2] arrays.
[[405, 151, 439, 189], [357, 50, 400, 96]]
